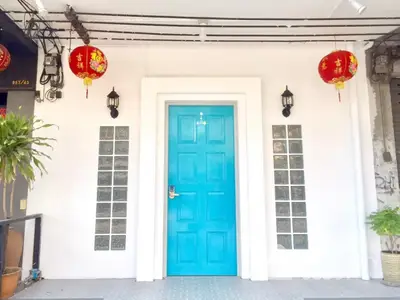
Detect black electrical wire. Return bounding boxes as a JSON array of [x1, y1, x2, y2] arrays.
[[39, 58, 52, 85], [21, 19, 400, 29], [39, 70, 50, 85], [4, 10, 400, 22], [208, 32, 387, 37], [373, 29, 400, 49], [13, 0, 66, 92], [57, 49, 65, 89], [16, 0, 62, 53]]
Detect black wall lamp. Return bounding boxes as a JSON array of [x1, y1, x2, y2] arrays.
[[107, 87, 120, 119], [281, 85, 294, 118]]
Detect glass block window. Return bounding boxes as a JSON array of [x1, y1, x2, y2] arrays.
[[95, 126, 129, 251], [273, 125, 308, 250]]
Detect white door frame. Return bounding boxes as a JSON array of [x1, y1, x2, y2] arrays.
[[136, 77, 268, 282]]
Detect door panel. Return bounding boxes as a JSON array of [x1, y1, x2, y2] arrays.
[[167, 105, 237, 276]]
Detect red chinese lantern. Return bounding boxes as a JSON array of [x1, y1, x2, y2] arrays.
[[0, 45, 11, 72], [318, 50, 358, 102], [0, 107, 6, 118], [69, 45, 108, 98]]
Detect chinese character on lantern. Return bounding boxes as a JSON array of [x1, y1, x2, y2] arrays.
[[69, 45, 108, 98], [0, 44, 11, 72], [318, 50, 358, 102]]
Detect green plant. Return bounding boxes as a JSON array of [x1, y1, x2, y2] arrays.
[[0, 108, 56, 219], [367, 206, 400, 254]]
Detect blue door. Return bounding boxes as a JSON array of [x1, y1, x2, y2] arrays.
[[167, 105, 237, 276]]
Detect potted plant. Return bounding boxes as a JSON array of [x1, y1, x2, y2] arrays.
[[0, 109, 56, 299], [367, 206, 400, 286]]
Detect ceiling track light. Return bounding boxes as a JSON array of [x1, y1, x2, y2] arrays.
[[347, 0, 367, 15], [198, 20, 208, 42], [34, 0, 48, 16]]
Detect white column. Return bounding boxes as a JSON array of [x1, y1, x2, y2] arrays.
[[246, 81, 269, 281], [136, 79, 158, 281], [348, 42, 374, 280], [236, 98, 251, 280]]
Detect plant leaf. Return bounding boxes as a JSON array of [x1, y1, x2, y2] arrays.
[[0, 111, 57, 218]]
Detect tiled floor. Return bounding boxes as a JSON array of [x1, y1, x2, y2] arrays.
[[13, 277, 400, 300]]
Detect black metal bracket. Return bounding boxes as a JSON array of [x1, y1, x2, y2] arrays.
[[64, 5, 90, 45], [282, 105, 292, 118]]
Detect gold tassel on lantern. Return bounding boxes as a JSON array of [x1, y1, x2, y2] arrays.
[[84, 77, 92, 99], [335, 81, 345, 103]]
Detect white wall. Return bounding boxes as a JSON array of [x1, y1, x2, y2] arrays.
[[23, 43, 380, 279]]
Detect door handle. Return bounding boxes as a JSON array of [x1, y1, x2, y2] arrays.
[[168, 185, 180, 199]]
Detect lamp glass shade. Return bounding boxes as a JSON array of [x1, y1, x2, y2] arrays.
[[107, 88, 120, 108], [281, 86, 294, 107]]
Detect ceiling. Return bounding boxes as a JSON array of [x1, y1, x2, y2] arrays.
[[11, 0, 400, 18], [1, 0, 400, 45]]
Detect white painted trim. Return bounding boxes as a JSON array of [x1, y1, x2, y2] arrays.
[[137, 77, 267, 282]]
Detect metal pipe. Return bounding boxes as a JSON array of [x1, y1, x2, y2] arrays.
[[48, 28, 387, 38], [15, 19, 400, 28], [4, 10, 400, 22], [209, 33, 385, 37], [51, 28, 198, 37], [43, 36, 382, 43]]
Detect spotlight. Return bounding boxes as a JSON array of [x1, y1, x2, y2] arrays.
[[198, 20, 208, 42], [34, 0, 48, 16], [348, 0, 367, 15]]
